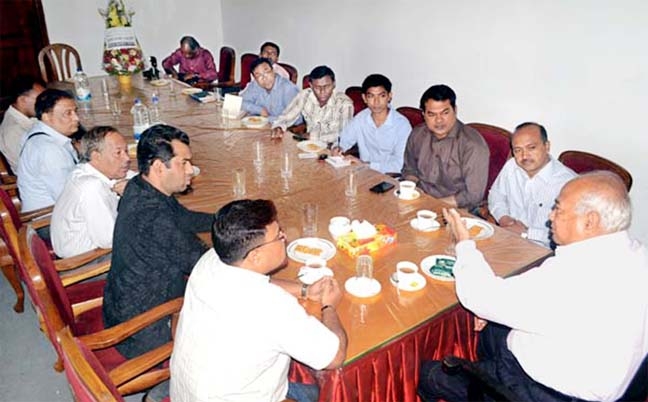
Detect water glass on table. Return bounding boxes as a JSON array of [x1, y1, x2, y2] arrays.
[[301, 202, 318, 237], [355, 255, 374, 279], [280, 151, 293, 178], [110, 99, 122, 120], [232, 167, 246, 198], [345, 169, 358, 197], [253, 140, 263, 167]]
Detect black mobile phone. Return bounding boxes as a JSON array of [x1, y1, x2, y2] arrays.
[[369, 181, 395, 194]]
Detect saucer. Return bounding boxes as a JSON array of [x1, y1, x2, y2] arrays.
[[390, 272, 427, 291], [345, 277, 381, 298], [394, 189, 421, 201], [410, 218, 440, 232], [297, 266, 334, 285]]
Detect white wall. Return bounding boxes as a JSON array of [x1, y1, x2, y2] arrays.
[[42, 0, 648, 244], [41, 0, 223, 76]]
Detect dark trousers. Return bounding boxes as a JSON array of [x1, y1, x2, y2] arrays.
[[418, 323, 587, 402]]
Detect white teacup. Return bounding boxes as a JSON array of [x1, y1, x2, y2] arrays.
[[298, 257, 334, 285], [396, 261, 419, 283], [416, 209, 438, 230], [328, 216, 351, 239], [399, 180, 416, 199]]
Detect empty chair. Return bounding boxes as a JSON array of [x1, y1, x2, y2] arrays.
[[558, 150, 633, 191], [38, 43, 82, 83], [345, 86, 366, 116], [278, 62, 298, 84], [302, 74, 311, 89], [216, 46, 236, 87], [396, 106, 424, 128]]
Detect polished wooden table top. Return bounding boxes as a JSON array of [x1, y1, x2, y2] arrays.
[[79, 75, 552, 364]]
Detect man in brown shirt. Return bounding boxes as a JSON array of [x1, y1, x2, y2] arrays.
[[401, 84, 489, 209]]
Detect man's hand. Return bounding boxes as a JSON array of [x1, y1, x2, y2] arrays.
[[499, 215, 527, 235], [474, 316, 488, 332], [112, 179, 129, 196], [271, 127, 284, 139], [330, 146, 342, 156], [260, 108, 269, 117], [320, 277, 343, 308], [442, 208, 470, 242], [306, 277, 328, 301]]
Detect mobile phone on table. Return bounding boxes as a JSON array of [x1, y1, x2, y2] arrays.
[[369, 181, 395, 194], [292, 134, 308, 141]]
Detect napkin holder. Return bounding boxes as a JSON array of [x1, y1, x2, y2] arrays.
[[222, 93, 245, 119]]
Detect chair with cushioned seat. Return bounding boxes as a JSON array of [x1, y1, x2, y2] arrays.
[[38, 43, 82, 83], [558, 150, 633, 191], [215, 46, 236, 88], [231, 53, 258, 93], [396, 106, 424, 128], [345, 86, 366, 116], [278, 62, 298, 84]]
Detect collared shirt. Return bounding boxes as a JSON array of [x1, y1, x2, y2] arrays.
[[453, 231, 648, 402], [162, 47, 218, 82], [241, 75, 299, 123], [488, 157, 576, 247], [171, 249, 339, 402], [17, 121, 78, 212], [339, 108, 412, 174], [402, 120, 489, 209], [51, 163, 135, 258], [0, 105, 36, 173], [272, 89, 354, 143], [103, 174, 213, 359]]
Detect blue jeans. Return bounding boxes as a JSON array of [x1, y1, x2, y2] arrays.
[[286, 381, 320, 402]]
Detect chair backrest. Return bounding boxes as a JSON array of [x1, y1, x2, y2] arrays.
[[38, 43, 82, 83], [278, 62, 298, 84], [558, 150, 633, 191], [58, 326, 124, 402], [466, 123, 513, 199], [0, 201, 28, 312], [0, 151, 15, 180], [0, 186, 22, 231], [238, 53, 259, 90], [217, 46, 236, 86], [396, 106, 424, 128], [302, 74, 311, 89], [345, 86, 366, 116]]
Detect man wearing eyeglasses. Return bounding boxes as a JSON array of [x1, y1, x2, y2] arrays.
[[241, 57, 299, 123], [171, 199, 347, 402]]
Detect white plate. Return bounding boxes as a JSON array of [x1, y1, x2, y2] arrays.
[[420, 255, 456, 282], [410, 218, 440, 232], [286, 238, 336, 263], [297, 140, 327, 153], [297, 266, 334, 285], [463, 218, 495, 240], [389, 272, 427, 291], [394, 189, 421, 201], [241, 116, 268, 128], [345, 277, 381, 298], [151, 79, 170, 87], [181, 87, 202, 95], [192, 165, 201, 177]]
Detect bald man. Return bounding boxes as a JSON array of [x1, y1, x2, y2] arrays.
[[419, 171, 648, 402]]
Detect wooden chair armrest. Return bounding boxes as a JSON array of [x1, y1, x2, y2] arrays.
[[20, 205, 54, 223], [59, 261, 110, 287], [110, 343, 172, 390], [30, 216, 51, 229], [117, 366, 170, 396], [0, 175, 17, 185], [78, 298, 183, 349], [72, 296, 103, 317], [0, 183, 17, 191], [55, 248, 111, 272]]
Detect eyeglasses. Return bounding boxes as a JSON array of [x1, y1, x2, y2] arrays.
[[253, 69, 274, 81], [243, 228, 286, 259]]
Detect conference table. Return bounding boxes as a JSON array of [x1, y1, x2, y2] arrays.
[[68, 75, 553, 402]]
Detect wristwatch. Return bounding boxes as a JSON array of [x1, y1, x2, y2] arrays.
[[300, 283, 309, 299]]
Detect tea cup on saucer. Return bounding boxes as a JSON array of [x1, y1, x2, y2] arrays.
[[416, 210, 438, 230], [399, 180, 416, 199], [328, 216, 351, 239], [395, 261, 419, 284]]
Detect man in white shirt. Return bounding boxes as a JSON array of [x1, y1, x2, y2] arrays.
[[271, 65, 353, 144], [418, 171, 648, 402], [51, 126, 132, 258], [17, 88, 80, 212], [171, 199, 347, 402], [488, 122, 576, 247], [0, 76, 45, 173]]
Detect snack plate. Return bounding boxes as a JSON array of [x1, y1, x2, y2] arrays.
[[287, 238, 336, 263], [420, 254, 456, 282]]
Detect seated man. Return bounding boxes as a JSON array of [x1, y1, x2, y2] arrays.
[[17, 88, 80, 212], [419, 172, 648, 402], [271, 65, 353, 144], [103, 124, 213, 359], [488, 122, 576, 247], [333, 74, 411, 174], [260, 41, 290, 80], [241, 57, 299, 123], [0, 75, 45, 173], [162, 36, 217, 85], [171, 199, 347, 402], [402, 84, 489, 209], [51, 126, 134, 258]]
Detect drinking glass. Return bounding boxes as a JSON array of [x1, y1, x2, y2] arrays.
[[301, 202, 318, 237], [345, 169, 357, 197], [110, 99, 122, 120], [253, 140, 263, 167], [444, 222, 457, 256], [280, 151, 293, 178], [232, 167, 246, 198], [167, 74, 176, 97], [355, 255, 374, 279], [101, 78, 109, 98]]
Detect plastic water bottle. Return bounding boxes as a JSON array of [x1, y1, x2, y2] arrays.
[[149, 94, 161, 125], [131, 98, 150, 141], [73, 68, 92, 102]]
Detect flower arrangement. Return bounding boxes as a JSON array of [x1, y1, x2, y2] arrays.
[[99, 0, 144, 76]]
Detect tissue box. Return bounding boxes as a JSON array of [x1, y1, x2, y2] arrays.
[[336, 224, 397, 258]]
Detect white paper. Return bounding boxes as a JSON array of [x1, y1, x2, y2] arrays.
[[223, 94, 243, 119], [104, 27, 138, 50]]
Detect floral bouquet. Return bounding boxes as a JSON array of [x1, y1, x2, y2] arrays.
[[99, 0, 144, 76]]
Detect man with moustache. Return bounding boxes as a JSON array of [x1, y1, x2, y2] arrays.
[[241, 57, 299, 122], [17, 88, 80, 211], [51, 126, 135, 258], [488, 122, 576, 247], [402, 84, 489, 210], [103, 124, 213, 359]]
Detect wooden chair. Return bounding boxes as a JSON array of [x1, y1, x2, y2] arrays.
[[233, 53, 258, 92], [38, 43, 82, 83], [302, 74, 311, 89], [0, 151, 16, 183], [345, 86, 366, 116], [215, 46, 236, 88], [558, 150, 633, 191], [278, 62, 298, 84], [396, 106, 424, 128]]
